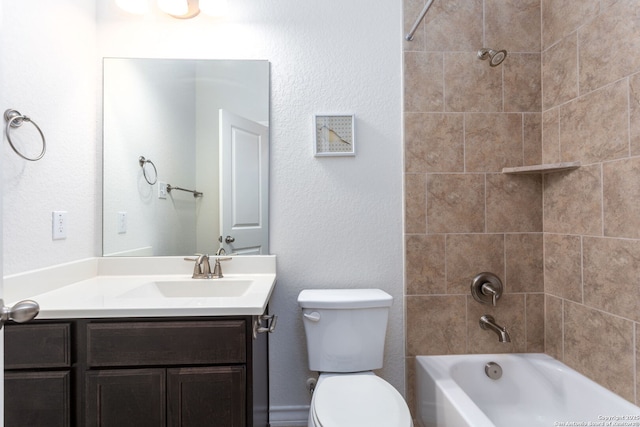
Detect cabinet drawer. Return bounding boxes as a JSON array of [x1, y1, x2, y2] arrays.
[[86, 320, 246, 367], [5, 323, 71, 369]]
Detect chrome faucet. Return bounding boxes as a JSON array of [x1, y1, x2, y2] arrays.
[[479, 315, 511, 343], [184, 254, 213, 279], [184, 253, 232, 279]]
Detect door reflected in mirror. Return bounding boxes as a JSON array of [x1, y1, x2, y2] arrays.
[[103, 58, 269, 257]]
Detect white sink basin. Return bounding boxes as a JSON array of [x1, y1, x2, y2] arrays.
[[118, 279, 253, 298]]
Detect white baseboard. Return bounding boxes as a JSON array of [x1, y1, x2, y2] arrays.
[[269, 405, 309, 427]]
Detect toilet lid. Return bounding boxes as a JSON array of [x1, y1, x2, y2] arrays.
[[312, 375, 412, 427]]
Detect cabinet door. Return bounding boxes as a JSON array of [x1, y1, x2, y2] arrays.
[[5, 371, 70, 427], [167, 366, 246, 427], [85, 369, 166, 427]]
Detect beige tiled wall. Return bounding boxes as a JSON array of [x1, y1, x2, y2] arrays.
[[541, 0, 640, 405], [403, 0, 640, 412], [402, 0, 543, 413]]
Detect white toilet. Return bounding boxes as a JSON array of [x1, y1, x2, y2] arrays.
[[297, 289, 413, 427]]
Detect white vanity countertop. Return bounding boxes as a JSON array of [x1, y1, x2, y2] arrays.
[[4, 255, 276, 319]]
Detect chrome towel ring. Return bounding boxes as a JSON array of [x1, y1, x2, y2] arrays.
[[139, 156, 158, 185], [4, 109, 46, 161]]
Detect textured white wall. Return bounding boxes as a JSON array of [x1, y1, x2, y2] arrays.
[[1, 0, 98, 275], [3, 0, 404, 423]]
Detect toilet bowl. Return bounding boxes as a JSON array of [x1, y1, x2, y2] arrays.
[[308, 372, 412, 427], [298, 289, 412, 427]]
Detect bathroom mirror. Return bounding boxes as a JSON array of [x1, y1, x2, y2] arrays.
[[103, 58, 270, 257]]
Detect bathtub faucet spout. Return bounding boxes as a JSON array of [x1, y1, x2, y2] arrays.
[[479, 315, 511, 343]]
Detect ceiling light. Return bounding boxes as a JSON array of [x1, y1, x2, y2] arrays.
[[157, 0, 189, 16], [199, 0, 228, 17], [115, 0, 151, 15], [115, 0, 226, 19]]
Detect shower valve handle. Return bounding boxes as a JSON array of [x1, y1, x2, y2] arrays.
[[481, 283, 499, 306], [471, 272, 504, 306]]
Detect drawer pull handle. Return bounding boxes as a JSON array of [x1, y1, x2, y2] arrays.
[[253, 314, 277, 339]]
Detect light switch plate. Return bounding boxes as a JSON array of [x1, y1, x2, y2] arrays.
[[117, 212, 127, 234], [158, 181, 167, 199], [52, 211, 67, 240]]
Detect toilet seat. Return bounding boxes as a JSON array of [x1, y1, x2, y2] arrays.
[[310, 373, 412, 427]]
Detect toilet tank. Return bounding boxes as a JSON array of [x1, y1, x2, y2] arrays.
[[297, 289, 393, 373]]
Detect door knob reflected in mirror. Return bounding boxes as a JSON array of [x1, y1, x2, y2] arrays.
[[0, 299, 40, 328], [224, 235, 235, 244]]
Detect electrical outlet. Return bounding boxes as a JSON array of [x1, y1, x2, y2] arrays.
[[158, 181, 167, 199], [117, 212, 127, 234], [52, 211, 67, 240]]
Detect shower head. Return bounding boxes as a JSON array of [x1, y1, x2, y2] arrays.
[[477, 48, 507, 67]]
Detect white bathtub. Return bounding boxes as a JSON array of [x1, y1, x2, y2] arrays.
[[416, 353, 640, 427]]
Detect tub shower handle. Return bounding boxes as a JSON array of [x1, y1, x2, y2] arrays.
[[482, 283, 499, 306], [471, 272, 504, 306]]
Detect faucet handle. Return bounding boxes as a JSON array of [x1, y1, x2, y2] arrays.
[[481, 283, 499, 306], [184, 253, 207, 263], [471, 272, 503, 306], [211, 257, 231, 278]]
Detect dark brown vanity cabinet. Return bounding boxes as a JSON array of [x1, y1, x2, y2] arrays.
[[5, 316, 269, 427]]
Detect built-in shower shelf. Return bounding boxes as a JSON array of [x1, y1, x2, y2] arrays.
[[502, 161, 581, 175]]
